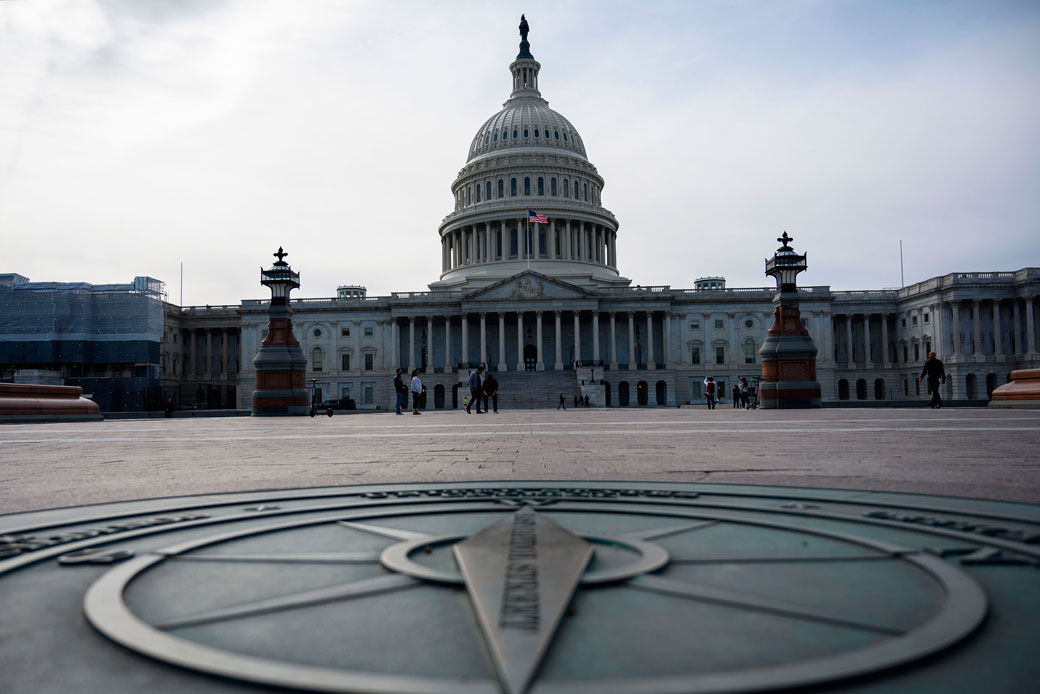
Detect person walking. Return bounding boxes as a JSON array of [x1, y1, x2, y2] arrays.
[[739, 377, 751, 410], [466, 366, 484, 413], [558, 393, 566, 410], [482, 370, 499, 413], [410, 369, 423, 415], [704, 376, 717, 409], [918, 351, 946, 409], [393, 368, 407, 415], [731, 384, 740, 408], [584, 394, 590, 408]]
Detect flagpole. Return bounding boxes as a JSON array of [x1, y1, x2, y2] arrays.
[[526, 218, 531, 270]]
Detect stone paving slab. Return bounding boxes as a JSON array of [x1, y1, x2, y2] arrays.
[[2, 407, 1038, 515]]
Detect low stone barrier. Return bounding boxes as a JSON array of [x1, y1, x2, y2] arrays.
[[0, 383, 102, 422], [989, 369, 1040, 409]]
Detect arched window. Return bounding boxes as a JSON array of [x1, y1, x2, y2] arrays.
[[524, 177, 531, 196], [534, 128, 539, 137], [311, 347, 324, 372], [512, 129, 518, 139], [465, 187, 470, 205], [874, 378, 885, 400], [485, 181, 491, 200], [544, 129, 550, 138], [498, 179, 504, 198], [838, 379, 849, 400], [563, 133, 568, 141], [573, 181, 579, 199], [563, 179, 569, 198], [523, 128, 529, 137], [744, 338, 756, 364], [554, 130, 559, 139], [510, 178, 517, 197], [551, 178, 557, 196], [475, 185, 481, 202], [503, 130, 508, 140], [493, 132, 498, 142], [856, 379, 867, 400], [537, 177, 544, 196]]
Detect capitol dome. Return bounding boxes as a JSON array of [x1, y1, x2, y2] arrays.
[[430, 20, 629, 292]]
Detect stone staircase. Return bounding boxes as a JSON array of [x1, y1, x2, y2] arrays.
[[491, 370, 578, 409]]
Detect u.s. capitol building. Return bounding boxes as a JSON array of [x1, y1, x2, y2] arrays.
[[2, 21, 1037, 412]]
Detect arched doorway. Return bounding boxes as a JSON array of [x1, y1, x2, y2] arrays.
[[618, 381, 630, 407], [874, 378, 885, 400], [451, 383, 459, 409], [655, 380, 667, 406], [637, 380, 649, 406], [603, 381, 611, 407], [856, 379, 867, 400], [434, 384, 445, 409], [523, 345, 537, 371], [838, 379, 849, 400], [965, 374, 977, 400], [986, 373, 997, 399]]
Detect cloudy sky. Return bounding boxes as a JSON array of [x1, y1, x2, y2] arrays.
[[2, 0, 1038, 305]]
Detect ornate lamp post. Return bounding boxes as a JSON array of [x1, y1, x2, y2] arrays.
[[251, 247, 309, 416], [759, 233, 822, 408]]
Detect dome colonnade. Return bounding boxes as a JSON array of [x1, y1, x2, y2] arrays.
[[432, 24, 627, 291]]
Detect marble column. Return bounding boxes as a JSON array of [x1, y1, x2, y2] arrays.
[[992, 301, 1002, 356], [573, 312, 581, 366], [461, 315, 469, 368], [951, 302, 960, 356], [408, 318, 415, 372], [1026, 297, 1036, 355], [1012, 300, 1021, 355], [664, 313, 673, 367], [426, 316, 434, 374], [516, 312, 525, 371], [221, 330, 228, 377], [391, 320, 398, 370], [536, 311, 544, 371], [609, 312, 618, 369], [554, 312, 563, 370], [972, 300, 982, 358], [498, 313, 507, 371], [864, 315, 874, 369], [444, 317, 452, 372], [845, 315, 853, 364], [205, 330, 213, 378], [480, 313, 487, 367], [647, 312, 656, 370], [628, 312, 636, 369], [592, 311, 600, 365], [880, 314, 889, 367]]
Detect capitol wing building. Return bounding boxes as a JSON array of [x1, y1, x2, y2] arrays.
[[2, 23, 1038, 412]]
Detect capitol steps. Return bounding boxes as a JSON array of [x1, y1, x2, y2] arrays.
[[490, 370, 577, 409]]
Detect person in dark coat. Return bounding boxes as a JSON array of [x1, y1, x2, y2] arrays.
[[467, 366, 484, 413], [918, 351, 946, 408], [393, 368, 407, 415], [482, 371, 499, 413]]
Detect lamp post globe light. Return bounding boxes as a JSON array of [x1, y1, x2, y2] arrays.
[[251, 247, 309, 416], [758, 233, 822, 409]]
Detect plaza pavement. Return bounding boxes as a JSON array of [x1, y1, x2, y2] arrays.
[[1, 407, 1038, 515]]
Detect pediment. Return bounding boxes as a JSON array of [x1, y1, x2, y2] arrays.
[[464, 272, 595, 302]]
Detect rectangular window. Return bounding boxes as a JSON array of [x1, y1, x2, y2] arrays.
[[363, 384, 374, 405], [912, 316, 918, 326], [341, 354, 350, 371], [340, 384, 352, 400], [901, 318, 906, 328], [341, 327, 350, 337], [923, 313, 930, 324], [364, 326, 374, 336], [715, 346, 725, 364], [364, 353, 374, 371], [690, 380, 702, 400], [914, 344, 920, 361], [714, 319, 724, 329], [689, 320, 700, 329], [744, 341, 756, 364], [691, 347, 701, 364]]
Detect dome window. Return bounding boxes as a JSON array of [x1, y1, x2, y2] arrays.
[[523, 128, 529, 138], [573, 181, 579, 199], [563, 133, 568, 141], [485, 181, 491, 200], [524, 177, 531, 196], [537, 177, 544, 196], [554, 130, 559, 140], [475, 185, 481, 203], [510, 178, 517, 197], [493, 133, 498, 142], [551, 178, 558, 196], [563, 179, 569, 198], [544, 130, 549, 138], [503, 130, 508, 140], [498, 179, 504, 198], [534, 129, 539, 137], [512, 129, 518, 139]]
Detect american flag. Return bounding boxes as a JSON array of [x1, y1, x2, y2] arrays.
[[528, 210, 548, 224]]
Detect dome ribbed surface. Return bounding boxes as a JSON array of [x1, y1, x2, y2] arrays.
[[467, 100, 586, 162]]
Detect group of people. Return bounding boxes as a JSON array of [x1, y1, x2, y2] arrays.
[[466, 366, 499, 414], [703, 376, 755, 409], [394, 366, 500, 415], [558, 393, 590, 409]]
